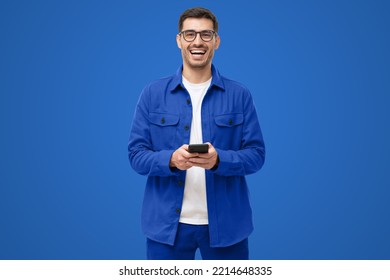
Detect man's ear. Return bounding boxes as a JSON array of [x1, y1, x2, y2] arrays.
[[176, 35, 182, 49], [214, 36, 221, 50]]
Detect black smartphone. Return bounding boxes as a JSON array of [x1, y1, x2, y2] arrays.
[[188, 144, 209, 153]]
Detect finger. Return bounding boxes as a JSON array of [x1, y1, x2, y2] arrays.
[[178, 161, 194, 170], [189, 157, 209, 164], [195, 153, 213, 159], [196, 151, 217, 159], [182, 144, 189, 151], [191, 162, 212, 169], [179, 148, 199, 159], [183, 151, 199, 158], [204, 142, 214, 149]]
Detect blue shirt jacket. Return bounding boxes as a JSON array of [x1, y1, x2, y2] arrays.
[[128, 65, 265, 247]]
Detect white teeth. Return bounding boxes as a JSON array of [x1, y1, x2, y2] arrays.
[[190, 50, 206, 55]]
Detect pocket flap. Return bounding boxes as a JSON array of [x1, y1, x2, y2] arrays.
[[149, 112, 179, 126], [214, 113, 244, 127]]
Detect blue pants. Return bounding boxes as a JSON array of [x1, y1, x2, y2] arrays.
[[147, 223, 249, 260]]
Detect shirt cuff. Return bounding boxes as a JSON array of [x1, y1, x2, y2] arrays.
[[157, 149, 179, 176], [210, 148, 243, 176]]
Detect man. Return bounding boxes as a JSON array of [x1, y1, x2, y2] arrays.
[[128, 7, 265, 260]]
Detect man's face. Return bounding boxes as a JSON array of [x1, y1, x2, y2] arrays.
[[176, 18, 220, 70]]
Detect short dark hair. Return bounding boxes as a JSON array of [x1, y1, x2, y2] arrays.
[[178, 7, 219, 32]]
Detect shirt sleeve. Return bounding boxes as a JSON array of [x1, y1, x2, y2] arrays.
[[128, 87, 178, 177], [212, 89, 265, 176]]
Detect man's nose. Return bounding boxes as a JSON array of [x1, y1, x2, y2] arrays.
[[193, 32, 203, 44]]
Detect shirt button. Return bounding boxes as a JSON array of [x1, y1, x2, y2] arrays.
[[184, 125, 190, 131], [186, 99, 191, 105], [161, 118, 165, 124], [175, 208, 181, 214], [229, 119, 233, 125], [178, 181, 184, 187]]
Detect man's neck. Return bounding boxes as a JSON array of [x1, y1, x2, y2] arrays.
[[182, 64, 212, 84]]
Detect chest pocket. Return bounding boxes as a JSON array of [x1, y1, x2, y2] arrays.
[[213, 113, 244, 149], [149, 112, 179, 150]]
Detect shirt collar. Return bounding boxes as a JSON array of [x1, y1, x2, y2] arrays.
[[169, 64, 225, 93]]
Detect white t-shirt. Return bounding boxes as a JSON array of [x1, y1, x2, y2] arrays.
[[179, 76, 212, 225]]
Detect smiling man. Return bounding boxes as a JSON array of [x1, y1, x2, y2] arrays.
[[128, 7, 265, 260]]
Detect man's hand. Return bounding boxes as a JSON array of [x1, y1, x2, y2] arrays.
[[188, 142, 219, 170], [169, 144, 199, 170]]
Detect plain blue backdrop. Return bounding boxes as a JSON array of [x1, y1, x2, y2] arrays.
[[1, 0, 389, 259]]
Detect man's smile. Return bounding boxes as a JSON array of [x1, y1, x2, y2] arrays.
[[189, 48, 207, 58]]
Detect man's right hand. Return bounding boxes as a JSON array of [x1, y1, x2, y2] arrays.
[[169, 145, 199, 170]]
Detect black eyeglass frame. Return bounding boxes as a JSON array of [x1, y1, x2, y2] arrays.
[[178, 29, 218, 42]]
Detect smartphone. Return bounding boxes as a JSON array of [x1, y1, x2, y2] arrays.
[[188, 144, 209, 153]]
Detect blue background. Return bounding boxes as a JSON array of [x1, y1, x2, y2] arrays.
[[1, 0, 389, 259]]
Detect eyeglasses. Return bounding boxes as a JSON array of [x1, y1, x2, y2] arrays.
[[178, 30, 217, 42]]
